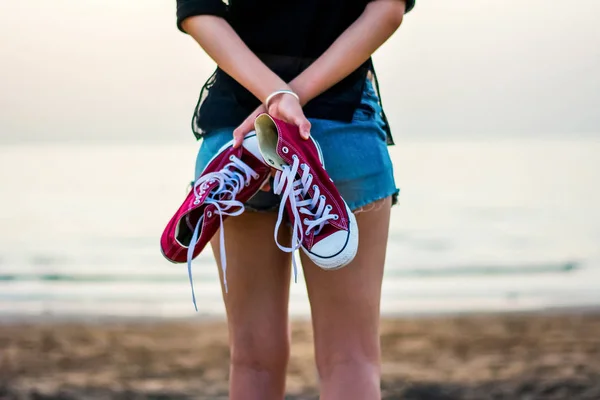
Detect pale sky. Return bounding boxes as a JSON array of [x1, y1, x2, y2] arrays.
[[0, 0, 599, 143]]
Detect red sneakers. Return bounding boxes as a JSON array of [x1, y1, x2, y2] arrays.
[[162, 116, 359, 310], [254, 114, 359, 275], [160, 134, 271, 309]]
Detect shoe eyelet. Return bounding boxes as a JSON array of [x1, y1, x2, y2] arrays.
[[313, 185, 318, 191], [193, 200, 200, 205], [282, 146, 289, 154], [320, 195, 325, 200], [326, 205, 332, 211], [207, 211, 212, 217], [305, 230, 310, 235], [253, 174, 260, 180], [292, 154, 298, 160], [229, 155, 235, 161], [301, 163, 307, 169], [245, 182, 250, 187], [333, 215, 339, 220]]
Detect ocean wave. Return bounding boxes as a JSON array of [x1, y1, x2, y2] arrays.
[[0, 261, 580, 283]]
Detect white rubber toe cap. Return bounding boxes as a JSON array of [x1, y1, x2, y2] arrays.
[[310, 230, 350, 258], [304, 208, 359, 270]]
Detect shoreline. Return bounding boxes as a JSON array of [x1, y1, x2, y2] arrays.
[[2, 309, 600, 399], [1, 304, 599, 325]]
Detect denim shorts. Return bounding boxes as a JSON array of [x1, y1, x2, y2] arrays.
[[194, 79, 399, 212]]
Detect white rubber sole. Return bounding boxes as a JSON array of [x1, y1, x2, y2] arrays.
[[303, 204, 359, 270]]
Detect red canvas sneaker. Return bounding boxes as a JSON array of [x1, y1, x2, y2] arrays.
[[160, 134, 271, 309], [254, 114, 359, 276]]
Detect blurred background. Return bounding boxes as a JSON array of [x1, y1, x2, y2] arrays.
[[1, 1, 599, 399]]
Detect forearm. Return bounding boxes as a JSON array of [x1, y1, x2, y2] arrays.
[[182, 15, 289, 103], [290, 0, 407, 105]]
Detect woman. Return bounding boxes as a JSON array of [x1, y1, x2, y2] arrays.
[[175, 0, 415, 398]]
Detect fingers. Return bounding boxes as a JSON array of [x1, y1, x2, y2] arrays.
[[269, 101, 311, 140], [232, 117, 253, 148], [235, 96, 309, 148], [268, 112, 311, 140], [234, 105, 265, 148], [295, 116, 311, 140]]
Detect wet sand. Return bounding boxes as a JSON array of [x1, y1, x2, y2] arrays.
[[1, 311, 600, 399]]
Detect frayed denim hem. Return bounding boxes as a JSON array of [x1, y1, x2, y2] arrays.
[[348, 188, 400, 213]]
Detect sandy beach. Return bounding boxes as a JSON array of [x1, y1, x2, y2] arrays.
[[1, 311, 599, 399]]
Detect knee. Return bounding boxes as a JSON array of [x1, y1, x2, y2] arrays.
[[230, 330, 290, 373]]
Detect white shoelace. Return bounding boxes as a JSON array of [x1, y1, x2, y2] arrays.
[[272, 154, 338, 281], [187, 155, 260, 310]]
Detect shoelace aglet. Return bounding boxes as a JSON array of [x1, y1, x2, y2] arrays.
[[188, 253, 199, 312], [219, 214, 229, 294], [292, 252, 298, 284], [189, 269, 198, 312], [187, 218, 203, 312]]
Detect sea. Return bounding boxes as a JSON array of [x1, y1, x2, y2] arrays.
[[1, 136, 599, 320]]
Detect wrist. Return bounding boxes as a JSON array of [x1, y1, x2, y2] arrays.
[[265, 90, 300, 109], [289, 75, 320, 107], [256, 78, 292, 104]]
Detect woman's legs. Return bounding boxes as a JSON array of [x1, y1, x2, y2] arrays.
[[210, 211, 292, 400], [301, 197, 391, 400]]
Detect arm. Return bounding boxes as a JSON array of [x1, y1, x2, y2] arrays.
[[232, 0, 409, 140], [181, 16, 291, 105], [181, 0, 408, 144], [182, 15, 311, 143], [291, 0, 407, 105]]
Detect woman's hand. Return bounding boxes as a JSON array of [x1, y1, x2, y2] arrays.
[[183, 0, 405, 149], [232, 93, 311, 192], [232, 104, 267, 148], [232, 103, 273, 191], [268, 94, 311, 140], [232, 93, 311, 148]]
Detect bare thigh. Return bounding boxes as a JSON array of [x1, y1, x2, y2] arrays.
[[301, 198, 391, 373], [210, 211, 292, 365]]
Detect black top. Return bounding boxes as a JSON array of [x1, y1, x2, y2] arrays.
[[176, 0, 415, 144]]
